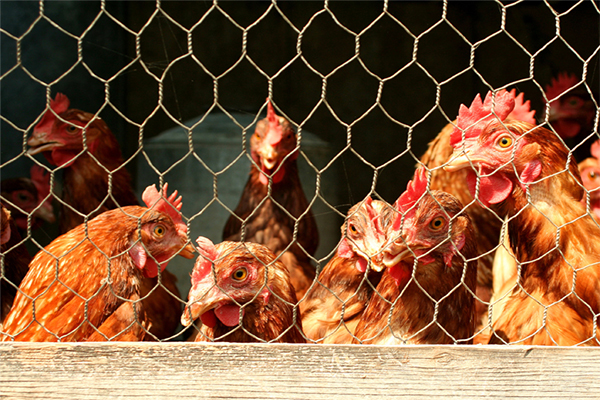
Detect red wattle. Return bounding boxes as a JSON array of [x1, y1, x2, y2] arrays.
[[200, 309, 217, 328]]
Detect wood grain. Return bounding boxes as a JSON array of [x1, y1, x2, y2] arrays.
[[1, 343, 599, 399]]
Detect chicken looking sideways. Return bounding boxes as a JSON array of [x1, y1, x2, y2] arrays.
[[301, 197, 393, 344], [445, 90, 600, 345], [26, 93, 182, 340], [420, 89, 536, 325], [1, 184, 194, 342], [353, 168, 477, 345], [181, 237, 304, 343], [223, 100, 318, 301]]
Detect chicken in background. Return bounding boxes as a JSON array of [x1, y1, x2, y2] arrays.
[[223, 100, 319, 300], [353, 168, 477, 345], [26, 93, 182, 340], [1, 184, 194, 342], [1, 206, 32, 327], [578, 139, 600, 222], [1, 165, 55, 232], [181, 237, 305, 343], [420, 89, 536, 325], [301, 197, 393, 344], [445, 90, 600, 345]]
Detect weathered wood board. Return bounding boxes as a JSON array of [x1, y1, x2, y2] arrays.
[[1, 343, 599, 399]]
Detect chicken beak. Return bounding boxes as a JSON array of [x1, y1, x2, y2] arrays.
[[34, 204, 56, 224], [444, 151, 483, 172], [178, 243, 196, 259], [181, 281, 222, 326], [382, 242, 412, 269]]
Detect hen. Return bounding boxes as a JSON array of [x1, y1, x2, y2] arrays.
[[578, 139, 600, 222], [420, 89, 536, 322], [1, 165, 55, 232], [1, 184, 194, 342], [181, 237, 304, 343], [445, 90, 600, 345], [301, 197, 393, 344], [26, 93, 182, 340], [223, 100, 318, 300], [353, 168, 477, 345], [1, 206, 31, 327]]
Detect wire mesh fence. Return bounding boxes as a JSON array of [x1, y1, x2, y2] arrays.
[[1, 0, 599, 345]]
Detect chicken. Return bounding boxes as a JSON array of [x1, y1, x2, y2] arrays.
[[1, 184, 194, 342], [26, 93, 182, 340], [445, 90, 600, 345], [27, 93, 138, 233], [544, 72, 597, 140], [1, 165, 55, 232], [1, 206, 32, 327], [578, 139, 600, 222], [420, 89, 536, 322], [300, 197, 393, 344], [181, 237, 305, 343], [352, 168, 477, 345], [543, 72, 598, 162], [223, 100, 318, 300]]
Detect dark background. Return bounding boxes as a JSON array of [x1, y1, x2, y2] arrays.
[[1, 0, 599, 253]]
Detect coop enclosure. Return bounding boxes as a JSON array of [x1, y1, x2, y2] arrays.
[[1, 0, 600, 398]]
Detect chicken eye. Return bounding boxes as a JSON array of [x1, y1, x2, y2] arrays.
[[590, 170, 598, 180], [232, 267, 248, 281], [497, 136, 513, 149], [66, 125, 79, 134], [153, 225, 165, 237], [430, 216, 445, 231], [349, 224, 358, 234]]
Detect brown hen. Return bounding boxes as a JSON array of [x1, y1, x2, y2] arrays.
[[181, 237, 304, 343], [301, 197, 393, 344], [446, 90, 600, 345], [1, 184, 194, 342], [223, 100, 318, 300]]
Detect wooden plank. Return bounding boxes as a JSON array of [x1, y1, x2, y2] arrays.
[[0, 343, 599, 399]]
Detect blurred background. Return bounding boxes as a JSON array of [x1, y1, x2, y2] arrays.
[[1, 1, 598, 293]]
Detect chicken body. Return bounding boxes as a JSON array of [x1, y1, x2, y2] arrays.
[[446, 91, 600, 345], [353, 170, 477, 345], [223, 101, 318, 300], [182, 238, 304, 343], [26, 94, 182, 340], [1, 206, 32, 327], [301, 198, 393, 344], [1, 203, 194, 342]]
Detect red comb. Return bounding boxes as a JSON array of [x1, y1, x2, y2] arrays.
[[450, 90, 515, 148], [392, 168, 428, 231], [35, 93, 70, 134], [30, 165, 51, 198], [509, 90, 536, 124], [142, 183, 186, 235], [191, 236, 219, 285], [592, 139, 600, 159], [266, 99, 284, 146], [544, 72, 578, 102]]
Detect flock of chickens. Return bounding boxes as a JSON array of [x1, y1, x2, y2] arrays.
[[1, 73, 599, 346]]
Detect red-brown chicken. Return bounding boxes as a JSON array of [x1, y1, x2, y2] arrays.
[[301, 197, 393, 344], [1, 206, 32, 327], [1, 165, 55, 232], [420, 89, 536, 323], [352, 168, 477, 345], [223, 100, 318, 300], [578, 139, 600, 222], [26, 93, 182, 340], [27, 93, 138, 233], [445, 90, 600, 345], [181, 237, 304, 343], [1, 184, 194, 342]]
